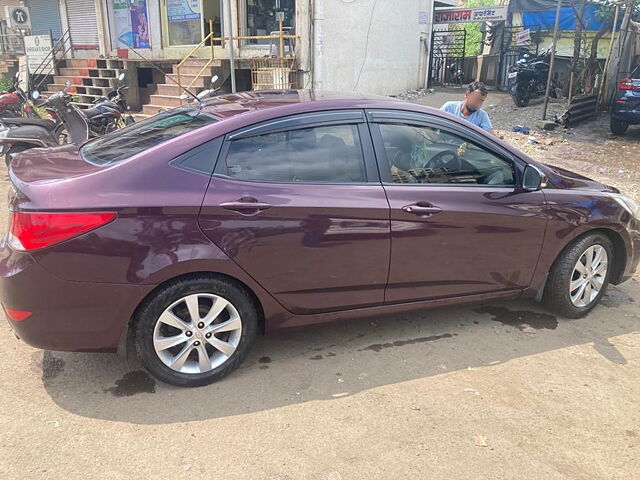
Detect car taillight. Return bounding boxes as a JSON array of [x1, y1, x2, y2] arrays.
[[2, 306, 32, 322], [8, 211, 117, 251], [618, 78, 640, 91]]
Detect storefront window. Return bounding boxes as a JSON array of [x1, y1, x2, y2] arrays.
[[166, 0, 202, 45], [246, 0, 295, 45]]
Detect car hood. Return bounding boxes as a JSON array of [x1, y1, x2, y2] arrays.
[[536, 162, 620, 194]]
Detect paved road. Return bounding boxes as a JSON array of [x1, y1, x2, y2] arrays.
[[1, 143, 639, 480]]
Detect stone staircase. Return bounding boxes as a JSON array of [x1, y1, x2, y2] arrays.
[[43, 58, 125, 108], [141, 58, 228, 116]]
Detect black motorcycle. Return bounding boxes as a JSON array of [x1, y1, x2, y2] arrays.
[[508, 49, 560, 107], [0, 74, 134, 165], [82, 72, 135, 134]]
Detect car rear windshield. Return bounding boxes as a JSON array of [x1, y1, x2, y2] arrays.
[[81, 108, 219, 166], [632, 65, 640, 79]]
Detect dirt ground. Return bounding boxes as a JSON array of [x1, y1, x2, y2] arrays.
[[1, 92, 640, 479]]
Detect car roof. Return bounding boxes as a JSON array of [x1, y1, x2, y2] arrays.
[[197, 89, 401, 119]]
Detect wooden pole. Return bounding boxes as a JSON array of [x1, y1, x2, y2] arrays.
[[542, 0, 563, 120], [209, 19, 215, 60]]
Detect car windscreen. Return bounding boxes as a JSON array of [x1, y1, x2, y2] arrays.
[[81, 108, 219, 166]]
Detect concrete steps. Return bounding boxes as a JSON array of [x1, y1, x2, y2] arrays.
[[140, 58, 228, 115], [41, 58, 125, 108]]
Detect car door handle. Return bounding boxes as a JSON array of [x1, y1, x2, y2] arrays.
[[402, 204, 442, 216], [220, 199, 272, 213]]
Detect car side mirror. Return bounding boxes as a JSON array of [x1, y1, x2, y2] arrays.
[[522, 165, 546, 191]]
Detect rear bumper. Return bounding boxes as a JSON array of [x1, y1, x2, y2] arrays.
[[0, 238, 153, 352], [611, 104, 640, 124]]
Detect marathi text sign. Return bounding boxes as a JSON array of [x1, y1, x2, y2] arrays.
[[434, 6, 508, 24], [24, 35, 53, 72], [167, 0, 200, 22]]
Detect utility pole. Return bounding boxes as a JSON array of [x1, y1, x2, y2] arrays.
[[542, 0, 563, 120], [224, 0, 237, 93]]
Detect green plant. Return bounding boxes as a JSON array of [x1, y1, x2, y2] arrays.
[[459, 0, 500, 57], [0, 76, 13, 92]]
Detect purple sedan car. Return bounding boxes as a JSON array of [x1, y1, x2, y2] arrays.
[[1, 90, 639, 387]]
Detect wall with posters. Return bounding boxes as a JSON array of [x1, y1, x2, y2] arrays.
[[112, 0, 150, 49]]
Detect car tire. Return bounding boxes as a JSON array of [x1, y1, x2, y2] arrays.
[[134, 275, 259, 387], [511, 83, 530, 107], [610, 117, 629, 135], [543, 232, 613, 318]]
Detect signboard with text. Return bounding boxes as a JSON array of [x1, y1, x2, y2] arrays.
[[167, 0, 200, 22], [434, 6, 508, 24], [5, 6, 31, 30], [24, 35, 53, 72]]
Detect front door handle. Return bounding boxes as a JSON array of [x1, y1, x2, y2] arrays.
[[220, 198, 272, 215], [402, 204, 442, 216]]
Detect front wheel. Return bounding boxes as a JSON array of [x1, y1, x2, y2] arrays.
[[610, 117, 629, 135], [543, 233, 613, 318], [135, 275, 259, 387]]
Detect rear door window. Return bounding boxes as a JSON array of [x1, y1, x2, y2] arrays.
[[81, 108, 219, 166], [216, 124, 368, 183]]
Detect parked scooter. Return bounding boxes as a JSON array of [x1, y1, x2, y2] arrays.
[[0, 74, 134, 166], [0, 72, 39, 119], [507, 49, 560, 107]]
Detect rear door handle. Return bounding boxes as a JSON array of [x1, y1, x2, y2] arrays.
[[402, 204, 442, 216], [220, 198, 272, 214]]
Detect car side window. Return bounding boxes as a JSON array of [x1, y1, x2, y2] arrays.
[[377, 123, 515, 186], [217, 124, 367, 183]]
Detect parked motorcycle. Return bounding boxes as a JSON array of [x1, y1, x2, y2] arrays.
[[0, 74, 134, 166], [0, 72, 39, 119], [83, 72, 135, 133], [508, 49, 560, 107], [446, 63, 464, 86]]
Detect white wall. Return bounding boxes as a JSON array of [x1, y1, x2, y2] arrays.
[[317, 0, 434, 95]]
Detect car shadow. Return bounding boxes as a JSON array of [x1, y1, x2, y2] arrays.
[[38, 280, 638, 424]]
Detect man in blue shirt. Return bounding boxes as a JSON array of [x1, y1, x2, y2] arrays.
[[441, 82, 496, 135]]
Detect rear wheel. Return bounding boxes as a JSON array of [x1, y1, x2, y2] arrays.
[[543, 233, 613, 318], [135, 276, 259, 387], [511, 83, 530, 107], [610, 117, 629, 135]]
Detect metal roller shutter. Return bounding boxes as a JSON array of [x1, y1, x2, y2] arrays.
[[66, 0, 98, 48], [25, 0, 63, 39]]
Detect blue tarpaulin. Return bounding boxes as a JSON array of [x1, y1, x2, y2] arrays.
[[522, 4, 605, 31]]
